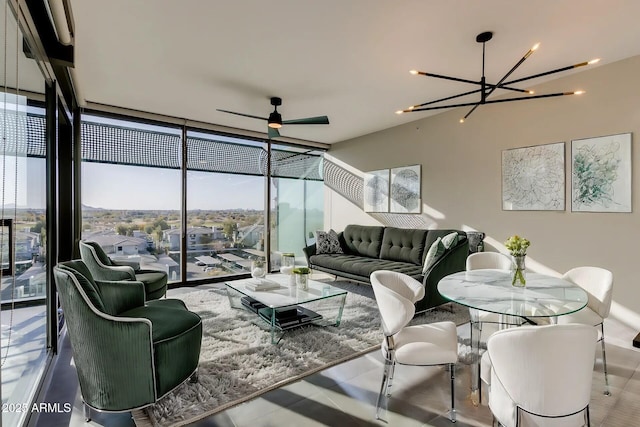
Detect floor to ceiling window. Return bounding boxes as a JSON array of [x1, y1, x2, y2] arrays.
[[185, 130, 266, 281], [270, 144, 324, 268], [80, 115, 183, 282], [1, 2, 50, 425]]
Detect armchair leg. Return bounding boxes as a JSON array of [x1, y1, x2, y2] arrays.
[[83, 401, 92, 422], [189, 370, 199, 384]]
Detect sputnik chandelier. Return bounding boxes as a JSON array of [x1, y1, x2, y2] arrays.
[[396, 31, 600, 122]]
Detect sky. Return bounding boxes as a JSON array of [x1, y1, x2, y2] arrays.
[[82, 163, 265, 210]]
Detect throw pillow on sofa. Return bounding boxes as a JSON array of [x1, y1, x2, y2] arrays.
[[316, 229, 344, 254], [422, 232, 458, 274]]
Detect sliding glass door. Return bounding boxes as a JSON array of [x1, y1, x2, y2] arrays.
[[1, 2, 50, 425]]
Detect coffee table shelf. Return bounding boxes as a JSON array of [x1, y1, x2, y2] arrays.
[[225, 274, 348, 344]]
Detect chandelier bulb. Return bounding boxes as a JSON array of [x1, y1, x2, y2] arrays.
[[409, 70, 419, 75], [395, 110, 405, 115], [459, 118, 465, 123], [531, 43, 540, 51], [588, 58, 601, 65], [528, 90, 535, 94], [574, 90, 585, 95]]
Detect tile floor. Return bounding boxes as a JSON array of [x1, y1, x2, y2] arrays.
[[33, 283, 640, 427]]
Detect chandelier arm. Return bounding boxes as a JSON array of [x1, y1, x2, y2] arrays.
[[410, 91, 576, 113], [463, 104, 481, 120], [502, 61, 590, 86], [414, 88, 483, 108], [414, 83, 530, 109], [485, 47, 536, 99], [481, 91, 577, 104], [409, 101, 482, 112], [416, 71, 482, 86]]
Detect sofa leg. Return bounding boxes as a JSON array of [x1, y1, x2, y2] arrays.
[[189, 370, 199, 384]]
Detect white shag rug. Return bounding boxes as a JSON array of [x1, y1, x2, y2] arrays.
[[132, 283, 470, 427]]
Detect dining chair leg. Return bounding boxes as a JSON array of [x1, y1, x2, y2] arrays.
[[449, 363, 457, 423], [376, 355, 393, 419], [586, 405, 591, 426], [386, 360, 396, 396], [600, 323, 611, 396]]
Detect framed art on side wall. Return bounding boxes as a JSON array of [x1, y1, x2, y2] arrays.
[[363, 169, 389, 212], [390, 165, 421, 213], [571, 133, 632, 212], [502, 142, 565, 211]]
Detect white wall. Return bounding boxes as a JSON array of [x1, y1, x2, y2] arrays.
[[326, 55, 640, 329]]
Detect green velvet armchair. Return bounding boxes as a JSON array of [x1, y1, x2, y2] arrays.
[[53, 260, 202, 420], [79, 240, 168, 300]]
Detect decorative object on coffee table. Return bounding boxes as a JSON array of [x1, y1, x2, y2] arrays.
[[251, 258, 266, 280], [293, 267, 310, 291]]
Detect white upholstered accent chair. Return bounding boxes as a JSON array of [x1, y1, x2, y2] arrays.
[[557, 266, 614, 395], [485, 324, 597, 427], [370, 271, 458, 422]]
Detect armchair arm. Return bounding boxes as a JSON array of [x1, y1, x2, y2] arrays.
[[95, 280, 146, 315], [74, 311, 157, 411], [111, 259, 141, 271], [95, 264, 136, 281], [421, 237, 468, 311]]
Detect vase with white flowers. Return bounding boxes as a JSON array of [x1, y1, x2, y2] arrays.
[[504, 235, 530, 287]]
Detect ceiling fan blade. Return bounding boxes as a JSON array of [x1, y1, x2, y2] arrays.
[[268, 127, 280, 139], [282, 116, 330, 125], [216, 109, 268, 121]]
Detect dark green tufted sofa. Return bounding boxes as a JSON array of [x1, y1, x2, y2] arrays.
[[303, 225, 468, 312]]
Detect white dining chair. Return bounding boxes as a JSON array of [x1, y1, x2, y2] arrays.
[[557, 266, 614, 395], [485, 324, 597, 427], [370, 270, 458, 422]]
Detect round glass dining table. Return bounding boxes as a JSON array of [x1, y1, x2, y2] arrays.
[[437, 269, 588, 401]]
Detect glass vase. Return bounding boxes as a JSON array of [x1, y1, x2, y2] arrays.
[[251, 259, 266, 280], [511, 255, 526, 287], [295, 272, 309, 291]]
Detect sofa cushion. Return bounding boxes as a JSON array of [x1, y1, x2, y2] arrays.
[[342, 225, 384, 258], [310, 254, 423, 280], [316, 229, 344, 254], [380, 227, 428, 265]]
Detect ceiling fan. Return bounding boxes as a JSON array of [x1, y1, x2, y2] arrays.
[[217, 97, 330, 138]]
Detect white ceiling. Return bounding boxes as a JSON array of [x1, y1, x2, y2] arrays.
[[69, 0, 640, 144]]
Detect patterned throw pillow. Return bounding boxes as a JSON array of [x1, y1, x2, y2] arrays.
[[316, 229, 344, 254], [441, 232, 459, 250], [422, 237, 446, 274]]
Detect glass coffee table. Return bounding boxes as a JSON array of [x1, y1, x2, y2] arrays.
[[225, 274, 348, 344]]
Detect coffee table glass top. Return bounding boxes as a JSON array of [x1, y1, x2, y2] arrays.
[[225, 274, 347, 309], [438, 269, 588, 318]]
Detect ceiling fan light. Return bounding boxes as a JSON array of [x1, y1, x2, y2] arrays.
[[268, 111, 282, 128]]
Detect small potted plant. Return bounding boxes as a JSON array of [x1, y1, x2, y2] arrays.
[[293, 267, 310, 291]]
